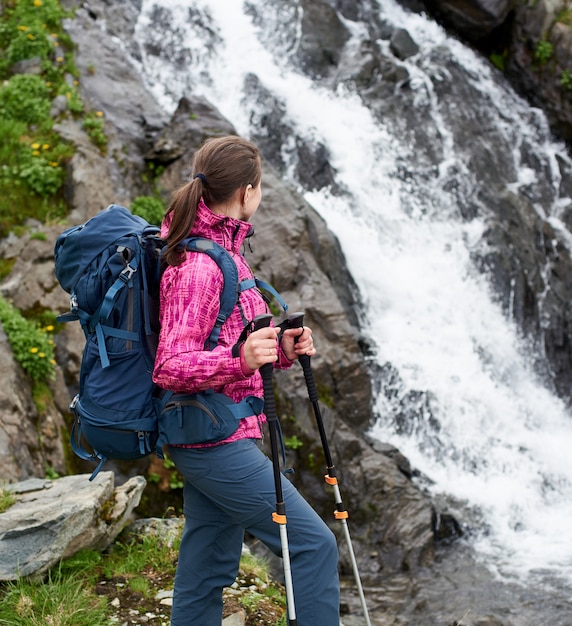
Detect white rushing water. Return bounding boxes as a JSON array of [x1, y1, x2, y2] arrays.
[[132, 0, 572, 586]]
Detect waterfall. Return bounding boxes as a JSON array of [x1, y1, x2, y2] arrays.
[[132, 0, 572, 586]]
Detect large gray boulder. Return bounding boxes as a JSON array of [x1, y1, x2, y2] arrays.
[[0, 473, 146, 580]]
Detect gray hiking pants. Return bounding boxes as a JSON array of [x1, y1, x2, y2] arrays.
[[168, 437, 340, 626]]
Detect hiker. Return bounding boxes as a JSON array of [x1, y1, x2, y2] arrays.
[[152, 135, 340, 626]]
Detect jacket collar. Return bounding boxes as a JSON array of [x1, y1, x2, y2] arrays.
[[191, 199, 253, 254], [161, 198, 254, 254]]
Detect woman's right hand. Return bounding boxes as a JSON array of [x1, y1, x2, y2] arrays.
[[242, 326, 280, 370]]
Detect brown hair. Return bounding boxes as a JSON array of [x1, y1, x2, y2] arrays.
[[163, 135, 261, 266]]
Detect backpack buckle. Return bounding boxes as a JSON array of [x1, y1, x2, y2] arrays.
[[120, 263, 136, 282], [69, 394, 79, 411]]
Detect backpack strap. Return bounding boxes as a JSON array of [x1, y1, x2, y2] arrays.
[[239, 278, 288, 313], [181, 237, 241, 350]]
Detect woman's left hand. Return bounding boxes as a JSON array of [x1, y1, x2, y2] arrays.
[[280, 326, 316, 361]]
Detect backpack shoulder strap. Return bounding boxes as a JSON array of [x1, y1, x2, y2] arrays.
[[239, 277, 288, 313], [182, 237, 239, 350]]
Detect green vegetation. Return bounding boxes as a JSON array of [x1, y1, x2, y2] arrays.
[[534, 39, 553, 65], [82, 111, 107, 152], [561, 68, 572, 90], [130, 195, 166, 226], [0, 530, 286, 625], [556, 8, 572, 26], [0, 488, 16, 514], [489, 52, 505, 72], [0, 296, 56, 384], [0, 0, 109, 237], [284, 434, 303, 450]]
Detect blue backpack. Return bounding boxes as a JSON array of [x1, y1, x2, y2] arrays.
[[54, 204, 286, 480]]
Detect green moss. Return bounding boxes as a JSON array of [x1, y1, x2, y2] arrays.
[[0, 258, 16, 281]]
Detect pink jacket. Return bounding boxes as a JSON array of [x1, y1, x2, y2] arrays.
[[152, 199, 292, 444]]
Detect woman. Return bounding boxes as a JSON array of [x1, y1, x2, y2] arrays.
[[153, 135, 340, 625]]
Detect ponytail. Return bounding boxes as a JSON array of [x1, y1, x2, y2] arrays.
[[162, 177, 203, 267]]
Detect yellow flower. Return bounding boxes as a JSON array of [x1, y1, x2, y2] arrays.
[[45, 325, 54, 332], [27, 34, 36, 40], [73, 80, 79, 86], [95, 111, 104, 117], [56, 56, 64, 63], [30, 347, 39, 354], [34, 0, 43, 6], [42, 144, 50, 150], [32, 151, 40, 156], [38, 353, 46, 358], [18, 26, 28, 32], [50, 359, 57, 365], [46, 81, 52, 87], [31, 143, 40, 149], [49, 161, 59, 167]]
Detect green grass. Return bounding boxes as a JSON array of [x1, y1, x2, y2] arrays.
[[0, 565, 109, 626], [0, 488, 16, 514], [0, 529, 286, 625]]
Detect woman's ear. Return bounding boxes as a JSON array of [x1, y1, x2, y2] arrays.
[[242, 184, 253, 207]]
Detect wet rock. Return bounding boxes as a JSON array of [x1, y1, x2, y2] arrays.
[[390, 28, 420, 60]]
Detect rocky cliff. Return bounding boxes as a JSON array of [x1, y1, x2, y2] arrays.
[[0, 0, 438, 580], [405, 0, 572, 143], [3, 0, 572, 596]]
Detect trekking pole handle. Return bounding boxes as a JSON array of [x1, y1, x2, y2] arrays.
[[253, 313, 273, 332], [287, 313, 319, 403], [253, 313, 275, 384], [253, 313, 276, 410]]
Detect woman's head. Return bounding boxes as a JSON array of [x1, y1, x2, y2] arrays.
[[163, 135, 262, 266]]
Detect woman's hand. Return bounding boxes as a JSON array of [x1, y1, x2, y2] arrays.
[[242, 326, 281, 370], [280, 326, 316, 362]]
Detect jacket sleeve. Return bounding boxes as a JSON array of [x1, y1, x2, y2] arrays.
[[152, 254, 246, 393]]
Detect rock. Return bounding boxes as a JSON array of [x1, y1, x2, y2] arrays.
[[0, 472, 146, 580], [122, 516, 184, 549], [390, 28, 420, 60], [423, 0, 513, 40], [222, 611, 246, 626]]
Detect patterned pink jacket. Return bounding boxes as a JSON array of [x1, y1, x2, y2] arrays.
[[152, 199, 292, 445]]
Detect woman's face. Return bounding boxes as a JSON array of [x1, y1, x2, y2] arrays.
[[240, 181, 262, 222]]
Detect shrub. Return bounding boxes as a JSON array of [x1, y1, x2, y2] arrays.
[[534, 40, 553, 65], [130, 196, 166, 226], [0, 296, 56, 383], [0, 74, 51, 126]]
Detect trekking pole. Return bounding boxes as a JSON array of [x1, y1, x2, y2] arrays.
[[286, 312, 372, 626], [254, 313, 297, 626]]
